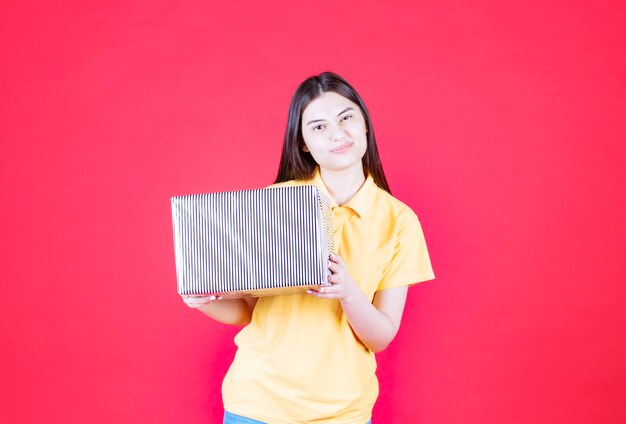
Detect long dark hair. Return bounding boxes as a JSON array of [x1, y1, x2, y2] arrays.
[[273, 72, 391, 194]]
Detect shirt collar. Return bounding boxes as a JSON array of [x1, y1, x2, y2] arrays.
[[309, 166, 378, 219]]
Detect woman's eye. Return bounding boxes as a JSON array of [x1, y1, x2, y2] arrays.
[[313, 124, 325, 131], [340, 114, 352, 121]]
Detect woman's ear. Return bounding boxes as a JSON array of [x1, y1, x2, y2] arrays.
[[302, 144, 309, 153]]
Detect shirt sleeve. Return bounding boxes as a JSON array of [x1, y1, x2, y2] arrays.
[[376, 210, 435, 291]]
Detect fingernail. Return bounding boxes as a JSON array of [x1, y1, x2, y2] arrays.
[[209, 295, 216, 301], [320, 287, 324, 293]]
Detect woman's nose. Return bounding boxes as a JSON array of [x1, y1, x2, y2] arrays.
[[329, 123, 347, 141]]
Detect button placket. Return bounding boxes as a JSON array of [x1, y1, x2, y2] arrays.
[[332, 207, 347, 252]]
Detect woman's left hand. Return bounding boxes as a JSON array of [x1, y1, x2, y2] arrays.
[[307, 253, 360, 301]]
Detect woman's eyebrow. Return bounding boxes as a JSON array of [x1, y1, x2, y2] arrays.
[[337, 107, 354, 116], [306, 107, 355, 126]]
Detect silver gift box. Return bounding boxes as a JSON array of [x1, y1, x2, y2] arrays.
[[171, 185, 336, 298]]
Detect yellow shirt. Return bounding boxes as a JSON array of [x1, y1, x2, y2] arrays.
[[222, 167, 435, 423]]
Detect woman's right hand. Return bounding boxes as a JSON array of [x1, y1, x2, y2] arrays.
[[182, 294, 222, 308]]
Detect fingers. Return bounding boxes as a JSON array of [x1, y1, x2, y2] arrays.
[[327, 260, 338, 274], [327, 255, 345, 275], [182, 294, 222, 308], [329, 253, 343, 264], [325, 254, 344, 286], [306, 253, 350, 298], [307, 286, 339, 298]]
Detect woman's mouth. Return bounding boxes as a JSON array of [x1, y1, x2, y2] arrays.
[[330, 142, 353, 153]]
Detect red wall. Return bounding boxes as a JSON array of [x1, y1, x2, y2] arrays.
[[1, 1, 625, 423]]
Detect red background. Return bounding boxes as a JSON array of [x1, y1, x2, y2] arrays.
[[1, 1, 625, 423]]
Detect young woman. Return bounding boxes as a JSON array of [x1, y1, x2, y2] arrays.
[[182, 72, 435, 424]]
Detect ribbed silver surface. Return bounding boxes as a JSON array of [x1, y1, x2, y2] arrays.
[[171, 185, 335, 298]]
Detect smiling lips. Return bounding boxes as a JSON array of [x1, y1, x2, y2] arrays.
[[330, 142, 354, 153]]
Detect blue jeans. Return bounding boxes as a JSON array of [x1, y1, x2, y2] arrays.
[[223, 410, 372, 423], [223, 411, 265, 423]]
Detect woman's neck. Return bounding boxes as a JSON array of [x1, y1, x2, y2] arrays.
[[319, 165, 366, 207]]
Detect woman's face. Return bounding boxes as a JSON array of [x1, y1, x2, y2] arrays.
[[300, 91, 368, 173]]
